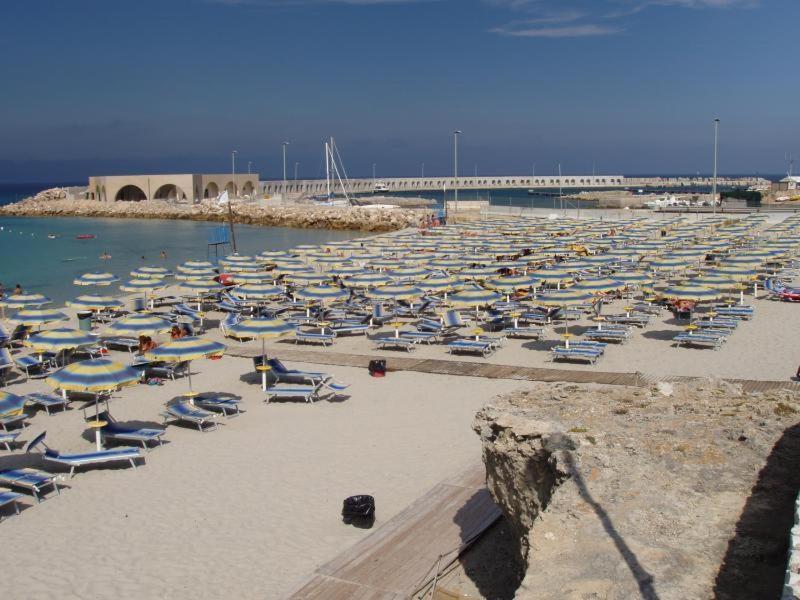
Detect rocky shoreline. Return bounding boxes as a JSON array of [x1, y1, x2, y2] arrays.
[[0, 188, 431, 232]]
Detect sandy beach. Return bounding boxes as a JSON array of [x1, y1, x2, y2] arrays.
[[1, 352, 521, 599]]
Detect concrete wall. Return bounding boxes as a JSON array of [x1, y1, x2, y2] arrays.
[[88, 173, 260, 202], [262, 175, 766, 200]]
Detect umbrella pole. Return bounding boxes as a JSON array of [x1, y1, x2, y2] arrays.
[[187, 363, 194, 403]]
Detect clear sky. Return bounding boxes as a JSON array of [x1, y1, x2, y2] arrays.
[[0, 0, 797, 182]]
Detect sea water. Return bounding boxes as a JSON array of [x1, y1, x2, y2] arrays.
[[0, 216, 359, 304]]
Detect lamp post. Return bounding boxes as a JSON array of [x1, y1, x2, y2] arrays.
[[282, 141, 289, 188], [229, 150, 238, 253], [421, 162, 425, 178], [712, 118, 719, 215], [294, 162, 299, 181], [372, 163, 376, 184], [247, 161, 252, 175], [453, 130, 462, 215]]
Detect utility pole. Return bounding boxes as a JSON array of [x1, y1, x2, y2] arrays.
[[453, 130, 462, 215], [558, 163, 564, 215], [229, 150, 238, 253], [712, 118, 719, 215]]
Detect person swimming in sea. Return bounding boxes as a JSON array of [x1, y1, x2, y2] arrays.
[[160, 250, 167, 259], [100, 251, 112, 260]]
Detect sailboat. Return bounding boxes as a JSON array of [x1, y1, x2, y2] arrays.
[[311, 137, 355, 206]]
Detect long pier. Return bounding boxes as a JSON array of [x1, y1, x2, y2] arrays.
[[262, 175, 765, 199]]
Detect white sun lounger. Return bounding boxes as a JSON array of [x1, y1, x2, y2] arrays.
[[27, 432, 143, 478], [0, 468, 60, 502]]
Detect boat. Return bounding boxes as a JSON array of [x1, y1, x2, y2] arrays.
[[76, 234, 95, 240], [47, 233, 58, 239], [372, 182, 390, 193]]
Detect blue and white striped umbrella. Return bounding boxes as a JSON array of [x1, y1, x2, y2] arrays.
[[103, 314, 173, 337], [346, 272, 394, 288], [0, 293, 52, 309], [10, 308, 69, 327], [0, 391, 26, 418], [67, 295, 124, 311], [234, 283, 284, 300], [46, 358, 140, 393], [73, 272, 120, 286], [26, 328, 97, 352], [294, 285, 348, 303], [119, 278, 166, 293], [448, 288, 503, 307], [131, 266, 173, 279]]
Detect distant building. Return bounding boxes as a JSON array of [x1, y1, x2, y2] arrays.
[[86, 173, 260, 202], [771, 176, 800, 192]]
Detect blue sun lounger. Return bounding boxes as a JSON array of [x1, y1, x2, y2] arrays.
[[672, 333, 726, 350], [263, 358, 331, 385], [0, 490, 23, 521], [195, 395, 241, 417], [0, 468, 60, 501], [0, 348, 13, 385], [375, 336, 417, 352], [27, 432, 143, 478], [103, 337, 140, 353], [14, 354, 53, 379], [97, 412, 166, 449], [506, 326, 545, 339], [0, 431, 21, 451], [447, 339, 495, 357], [295, 330, 336, 346], [396, 330, 438, 344], [265, 383, 324, 403], [713, 306, 754, 320], [25, 392, 69, 416], [552, 346, 603, 364], [584, 329, 630, 343], [161, 402, 219, 431]]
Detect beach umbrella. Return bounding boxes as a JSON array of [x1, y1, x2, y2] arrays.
[[416, 275, 462, 295], [0, 391, 26, 419], [46, 358, 139, 396], [131, 266, 173, 279], [294, 285, 348, 304], [120, 278, 167, 309], [176, 279, 223, 310], [26, 327, 96, 356], [660, 284, 721, 302], [179, 260, 215, 270], [145, 337, 226, 397], [73, 272, 120, 287], [532, 268, 575, 288], [346, 272, 394, 288], [366, 284, 425, 304], [533, 289, 596, 347], [10, 308, 68, 328], [388, 267, 432, 280], [688, 275, 738, 290], [228, 271, 270, 284], [0, 293, 52, 309], [226, 318, 296, 389], [103, 314, 172, 337], [572, 278, 625, 294], [328, 264, 366, 277], [448, 288, 503, 319], [234, 283, 284, 300], [285, 272, 331, 286], [458, 266, 498, 280], [175, 268, 217, 281], [67, 294, 124, 312], [486, 275, 541, 292]]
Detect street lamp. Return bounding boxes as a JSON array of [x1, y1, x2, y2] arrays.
[[282, 141, 290, 187], [247, 161, 253, 175], [421, 162, 425, 178], [712, 118, 720, 215], [294, 162, 299, 181], [231, 150, 238, 197], [372, 163, 376, 184], [453, 130, 462, 214]]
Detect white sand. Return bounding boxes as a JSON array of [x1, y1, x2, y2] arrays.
[[1, 354, 521, 599]]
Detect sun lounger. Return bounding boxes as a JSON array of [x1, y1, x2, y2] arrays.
[[103, 336, 140, 353], [219, 313, 242, 338], [265, 383, 324, 403], [584, 329, 630, 343], [25, 392, 69, 415], [26, 432, 143, 478], [0, 393, 27, 432], [604, 314, 651, 327], [7, 325, 30, 348], [295, 330, 336, 346], [691, 319, 737, 331], [713, 306, 754, 320], [262, 358, 332, 385], [161, 402, 219, 431], [551, 346, 602, 364], [396, 330, 438, 344], [0, 490, 23, 520], [672, 333, 726, 350], [447, 339, 494, 357], [0, 468, 60, 502], [374, 337, 417, 352], [0, 431, 21, 451], [369, 303, 396, 326], [194, 395, 241, 417], [505, 326, 545, 339], [97, 412, 165, 450], [14, 354, 53, 379], [329, 321, 370, 336], [0, 348, 13, 385], [147, 360, 190, 380]]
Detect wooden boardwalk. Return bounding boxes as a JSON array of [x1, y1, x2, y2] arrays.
[[228, 346, 799, 394], [289, 465, 497, 599]]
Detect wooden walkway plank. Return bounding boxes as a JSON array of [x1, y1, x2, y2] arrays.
[[289, 465, 499, 600]]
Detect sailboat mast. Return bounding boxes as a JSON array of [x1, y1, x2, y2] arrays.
[[325, 141, 331, 199]]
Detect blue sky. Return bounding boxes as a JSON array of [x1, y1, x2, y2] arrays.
[[0, 0, 796, 181]]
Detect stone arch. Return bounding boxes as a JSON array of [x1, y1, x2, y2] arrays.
[[153, 184, 185, 201], [242, 181, 255, 197], [224, 181, 237, 196], [115, 184, 146, 201], [204, 182, 220, 198]]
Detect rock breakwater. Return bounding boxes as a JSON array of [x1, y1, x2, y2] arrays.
[[1, 188, 429, 232]]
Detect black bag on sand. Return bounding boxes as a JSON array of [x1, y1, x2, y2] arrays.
[[368, 359, 386, 377], [342, 495, 375, 527]]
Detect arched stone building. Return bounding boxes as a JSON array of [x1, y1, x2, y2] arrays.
[[87, 173, 260, 203]]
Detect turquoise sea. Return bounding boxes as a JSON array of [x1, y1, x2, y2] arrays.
[[0, 216, 359, 304]]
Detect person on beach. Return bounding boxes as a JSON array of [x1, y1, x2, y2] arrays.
[[170, 325, 185, 340], [0, 282, 5, 298], [138, 335, 158, 355], [13, 284, 23, 295]]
